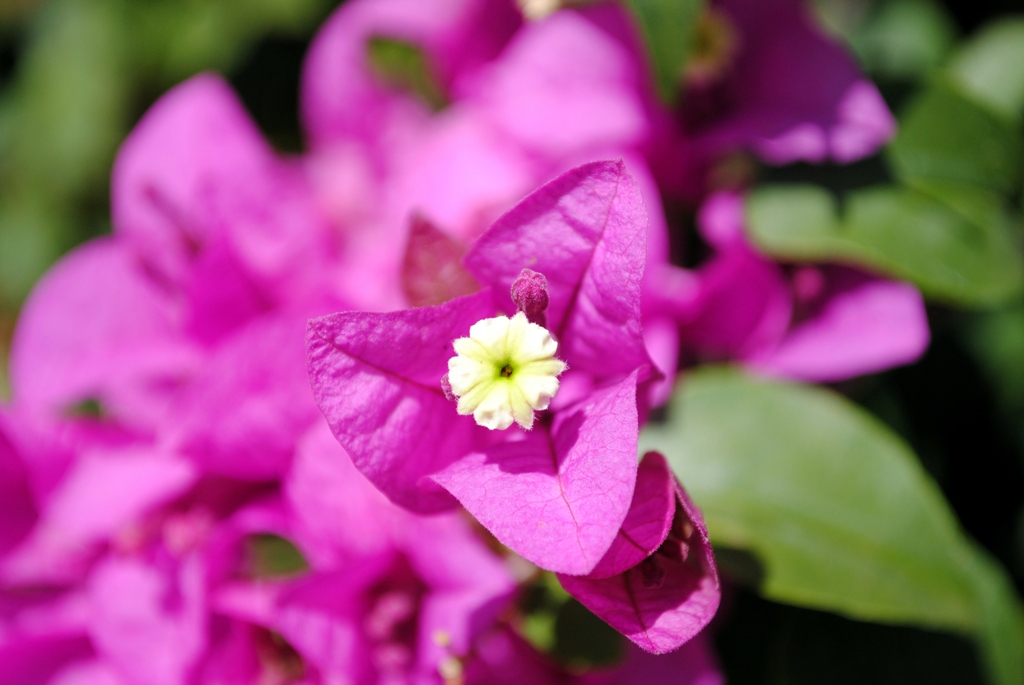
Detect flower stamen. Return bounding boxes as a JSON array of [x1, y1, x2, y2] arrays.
[[447, 311, 566, 430]]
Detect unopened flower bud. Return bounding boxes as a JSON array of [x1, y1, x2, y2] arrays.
[[511, 268, 550, 328], [447, 311, 566, 430]]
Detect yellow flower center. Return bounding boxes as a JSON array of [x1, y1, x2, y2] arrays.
[[447, 311, 567, 430]]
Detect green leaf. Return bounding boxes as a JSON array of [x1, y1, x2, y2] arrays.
[[850, 0, 958, 82], [131, 0, 333, 82], [640, 368, 1024, 685], [246, 534, 309, 578], [0, 194, 74, 304], [745, 182, 1024, 306], [622, 0, 703, 104], [888, 79, 1023, 195], [949, 18, 1024, 123], [366, 36, 448, 112], [641, 368, 977, 629], [967, 542, 1024, 685], [742, 184, 852, 260], [518, 571, 569, 654], [842, 182, 1024, 305], [5, 0, 130, 197]]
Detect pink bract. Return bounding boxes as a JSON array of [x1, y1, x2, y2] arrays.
[[677, 192, 930, 381], [559, 453, 720, 655], [307, 161, 653, 574]]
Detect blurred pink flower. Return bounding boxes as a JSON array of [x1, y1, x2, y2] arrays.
[[11, 76, 345, 480], [669, 192, 930, 381]]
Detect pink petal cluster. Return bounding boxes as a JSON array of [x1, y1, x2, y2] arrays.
[[0, 73, 521, 684], [0, 0, 930, 681], [298, 0, 925, 391], [667, 192, 930, 381]]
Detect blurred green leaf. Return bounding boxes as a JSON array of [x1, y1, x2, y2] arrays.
[[520, 612, 558, 654], [246, 534, 309, 578], [65, 397, 105, 419], [3, 0, 130, 197], [642, 368, 977, 630], [622, 0, 703, 104], [518, 571, 570, 654], [640, 368, 1024, 685], [746, 182, 1024, 306], [965, 305, 1024, 411], [130, 0, 333, 83], [843, 181, 1024, 305], [0, 193, 73, 303], [968, 542, 1024, 685], [962, 303, 1024, 456], [367, 36, 447, 112], [0, 0, 133, 306], [949, 18, 1024, 123], [851, 0, 957, 82], [743, 184, 847, 260], [0, 309, 13, 402], [888, 79, 1023, 194]]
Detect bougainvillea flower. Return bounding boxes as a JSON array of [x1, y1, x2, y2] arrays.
[[113, 75, 341, 319], [675, 192, 929, 381], [463, 4, 653, 163], [300, 0, 681, 323], [9, 238, 198, 430], [747, 266, 931, 381], [12, 74, 348, 482], [284, 422, 408, 567], [679, 0, 896, 165], [307, 160, 653, 574], [0, 420, 216, 684], [0, 590, 96, 685], [112, 71, 343, 329], [0, 414, 38, 560], [300, 0, 529, 311], [301, 0, 522, 152], [298, 0, 696, 416], [215, 430, 515, 684], [12, 238, 325, 482], [460, 626, 571, 684], [87, 554, 207, 685], [1, 445, 196, 586], [165, 311, 326, 480], [558, 452, 720, 654]]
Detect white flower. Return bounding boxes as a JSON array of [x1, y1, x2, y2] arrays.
[[447, 311, 566, 430]]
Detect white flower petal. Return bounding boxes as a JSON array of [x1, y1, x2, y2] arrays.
[[447, 312, 566, 430]]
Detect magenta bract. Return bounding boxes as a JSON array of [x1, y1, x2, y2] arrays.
[[559, 453, 721, 654], [677, 192, 930, 381]]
